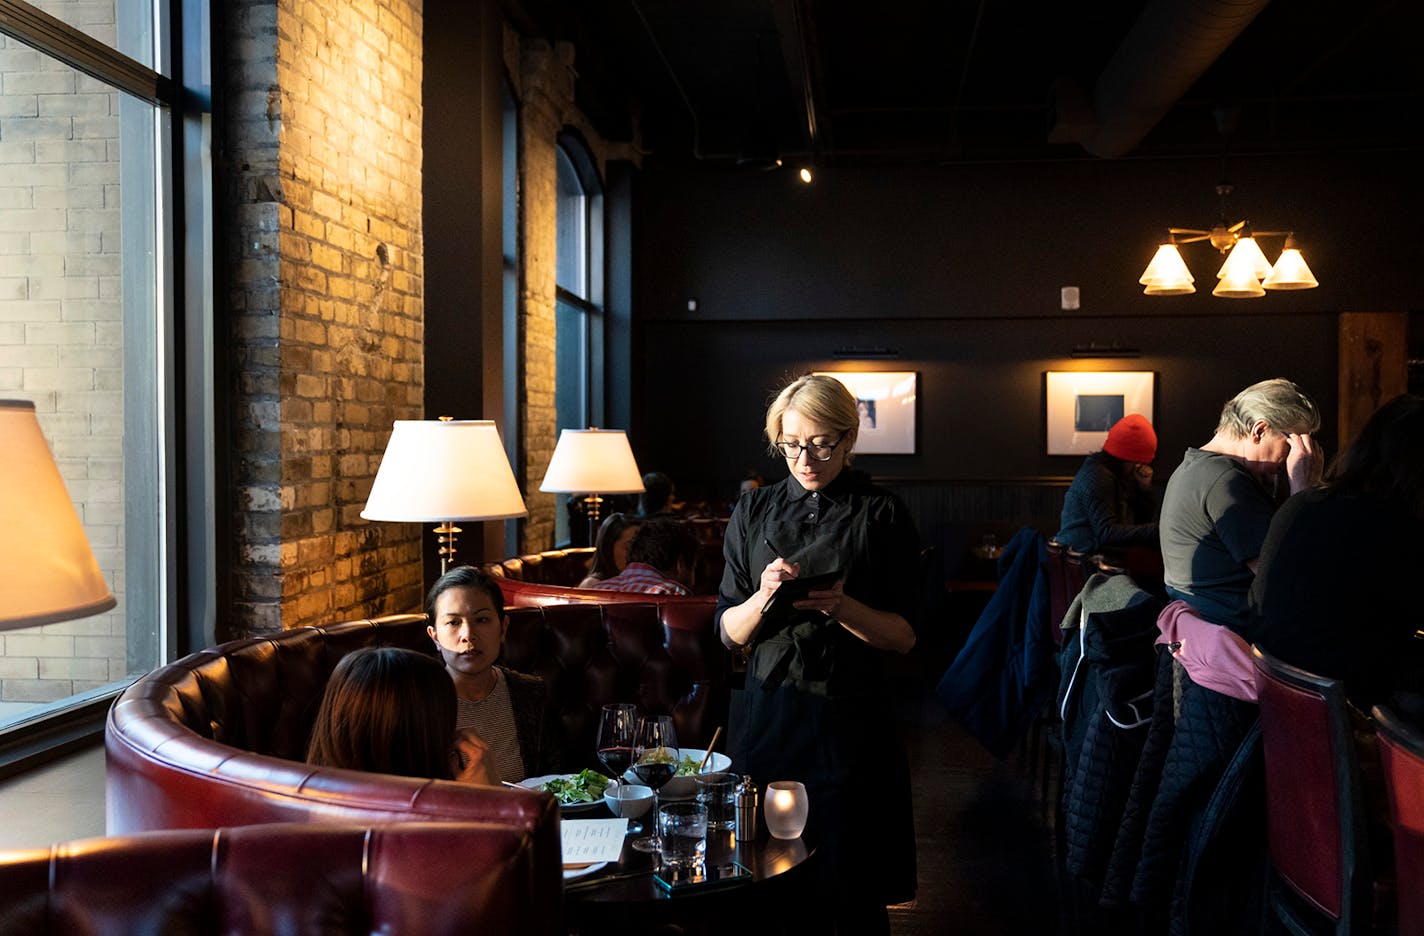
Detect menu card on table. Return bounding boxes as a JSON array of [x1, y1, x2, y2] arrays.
[[560, 818, 628, 866]]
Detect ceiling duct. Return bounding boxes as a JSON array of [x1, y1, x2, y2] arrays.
[[1074, 0, 1271, 157]]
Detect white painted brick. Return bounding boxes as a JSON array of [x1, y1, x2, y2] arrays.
[[0, 277, 25, 300], [51, 435, 119, 458], [0, 208, 66, 232], [3, 633, 74, 657], [34, 185, 104, 209], [21, 367, 94, 391], [33, 139, 106, 163], [0, 345, 57, 367], [0, 657, 37, 679], [0, 254, 63, 276], [0, 299, 60, 322], [56, 389, 119, 413], [0, 95, 37, 118], [73, 75, 112, 95], [58, 298, 120, 321], [57, 344, 118, 368], [0, 141, 35, 163], [38, 92, 111, 117], [63, 254, 119, 276], [98, 275, 119, 299], [81, 500, 124, 526], [30, 231, 101, 253], [38, 655, 110, 680], [0, 116, 74, 141], [0, 679, 70, 703], [72, 115, 117, 139], [1, 72, 76, 95], [0, 188, 34, 209], [66, 161, 118, 185], [30, 275, 98, 299], [0, 367, 20, 389], [92, 367, 122, 390], [92, 322, 119, 345], [0, 48, 42, 71], [0, 232, 29, 252], [61, 209, 117, 233], [86, 456, 122, 479], [25, 322, 94, 344], [0, 323, 22, 342]]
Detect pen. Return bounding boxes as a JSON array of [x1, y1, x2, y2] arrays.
[[763, 537, 786, 559]]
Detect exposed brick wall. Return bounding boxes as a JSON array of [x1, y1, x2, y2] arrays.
[[227, 0, 425, 636], [0, 2, 127, 704]]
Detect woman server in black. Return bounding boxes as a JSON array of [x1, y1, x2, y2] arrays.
[[717, 374, 920, 934]]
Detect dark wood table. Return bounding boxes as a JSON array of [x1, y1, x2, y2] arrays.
[[565, 823, 817, 935]]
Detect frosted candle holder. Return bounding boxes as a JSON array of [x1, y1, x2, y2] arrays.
[[764, 781, 808, 840]]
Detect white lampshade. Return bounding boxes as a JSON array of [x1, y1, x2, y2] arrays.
[[1216, 237, 1272, 280], [1262, 247, 1319, 290], [1139, 243, 1195, 292], [361, 419, 527, 523], [539, 429, 645, 495], [1213, 262, 1268, 298], [0, 400, 117, 631]]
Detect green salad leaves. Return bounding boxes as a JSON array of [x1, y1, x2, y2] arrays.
[[539, 769, 610, 805]]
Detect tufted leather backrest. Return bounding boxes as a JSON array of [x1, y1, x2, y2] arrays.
[[500, 598, 730, 771], [0, 822, 560, 935], [486, 548, 596, 585], [105, 614, 560, 878]]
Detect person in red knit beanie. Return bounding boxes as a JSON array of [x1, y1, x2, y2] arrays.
[[1054, 413, 1160, 555]]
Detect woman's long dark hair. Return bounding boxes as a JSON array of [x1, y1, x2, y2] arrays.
[[588, 512, 641, 581], [306, 646, 457, 780], [1325, 393, 1424, 519]]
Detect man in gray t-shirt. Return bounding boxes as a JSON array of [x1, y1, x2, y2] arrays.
[[1159, 379, 1323, 633]]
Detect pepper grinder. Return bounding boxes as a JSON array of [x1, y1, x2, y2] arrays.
[[734, 775, 757, 841]]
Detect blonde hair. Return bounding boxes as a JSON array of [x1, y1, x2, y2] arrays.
[[1216, 378, 1321, 438], [764, 374, 860, 459]]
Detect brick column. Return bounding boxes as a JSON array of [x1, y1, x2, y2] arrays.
[[226, 0, 425, 637]]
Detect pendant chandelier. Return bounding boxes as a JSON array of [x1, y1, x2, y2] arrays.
[[1138, 183, 1319, 298]]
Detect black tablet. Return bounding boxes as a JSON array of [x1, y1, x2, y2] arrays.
[[759, 569, 844, 622]]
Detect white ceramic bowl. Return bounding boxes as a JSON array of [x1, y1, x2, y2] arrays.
[[604, 782, 655, 819], [626, 748, 734, 799]]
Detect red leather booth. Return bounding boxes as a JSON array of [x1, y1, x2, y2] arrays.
[[105, 614, 559, 854], [0, 822, 559, 935]]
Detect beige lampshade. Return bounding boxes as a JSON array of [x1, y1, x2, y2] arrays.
[[539, 429, 645, 495], [1216, 237, 1272, 280], [1213, 262, 1267, 298], [1139, 243, 1195, 295], [0, 400, 117, 631], [361, 419, 527, 523], [1262, 248, 1319, 290]]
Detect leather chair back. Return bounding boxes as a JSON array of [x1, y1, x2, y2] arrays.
[[1372, 703, 1424, 936], [1252, 644, 1370, 934], [486, 548, 596, 585], [1044, 541, 1086, 649], [0, 822, 561, 935]]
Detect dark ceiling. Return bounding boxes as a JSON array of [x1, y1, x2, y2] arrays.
[[515, 0, 1424, 169]]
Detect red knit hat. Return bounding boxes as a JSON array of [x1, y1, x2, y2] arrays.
[[1103, 413, 1157, 463]]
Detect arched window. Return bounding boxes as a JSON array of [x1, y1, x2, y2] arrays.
[[553, 133, 605, 544]]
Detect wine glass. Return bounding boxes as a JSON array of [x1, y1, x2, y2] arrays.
[[629, 713, 679, 853], [596, 703, 641, 833]]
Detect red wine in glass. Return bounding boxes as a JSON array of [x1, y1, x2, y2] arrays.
[[598, 745, 635, 777], [631, 759, 676, 790], [630, 714, 678, 853]]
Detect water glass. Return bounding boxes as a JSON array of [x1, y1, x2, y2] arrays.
[[657, 801, 707, 870], [695, 771, 738, 831]]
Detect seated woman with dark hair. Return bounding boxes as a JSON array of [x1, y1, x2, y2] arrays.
[[426, 566, 559, 781], [1249, 393, 1424, 709], [306, 646, 496, 785], [577, 512, 642, 588], [585, 518, 697, 596]]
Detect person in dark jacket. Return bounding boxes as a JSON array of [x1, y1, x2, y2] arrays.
[[1055, 413, 1159, 555]]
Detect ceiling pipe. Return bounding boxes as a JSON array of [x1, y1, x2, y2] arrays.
[[1080, 0, 1272, 158]]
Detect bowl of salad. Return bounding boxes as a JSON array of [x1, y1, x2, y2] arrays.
[[625, 747, 733, 799]]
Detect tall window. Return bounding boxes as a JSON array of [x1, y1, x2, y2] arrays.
[[553, 134, 604, 545], [0, 0, 210, 746], [501, 82, 520, 558]]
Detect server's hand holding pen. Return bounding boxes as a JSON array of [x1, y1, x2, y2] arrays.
[[758, 537, 799, 609]]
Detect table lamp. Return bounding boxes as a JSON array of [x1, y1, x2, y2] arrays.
[[0, 400, 117, 631], [538, 428, 645, 547], [361, 418, 527, 574]]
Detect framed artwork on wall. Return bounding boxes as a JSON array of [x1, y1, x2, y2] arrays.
[[1045, 370, 1156, 456], [813, 370, 918, 454]]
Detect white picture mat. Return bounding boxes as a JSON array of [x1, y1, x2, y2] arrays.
[[1045, 371, 1155, 456], [813, 371, 917, 455]]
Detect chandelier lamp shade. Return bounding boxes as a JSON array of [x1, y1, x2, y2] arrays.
[[361, 418, 527, 574], [539, 428, 645, 546], [0, 400, 117, 631], [1138, 186, 1319, 299]]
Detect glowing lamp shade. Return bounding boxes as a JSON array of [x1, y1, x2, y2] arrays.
[[1262, 248, 1319, 290], [362, 420, 526, 523], [764, 780, 809, 840], [0, 400, 116, 631], [1213, 262, 1268, 298], [1138, 244, 1195, 295], [1215, 236, 1272, 280], [538, 429, 645, 496]]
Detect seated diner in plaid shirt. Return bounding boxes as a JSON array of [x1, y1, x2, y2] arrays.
[[585, 518, 697, 596]]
